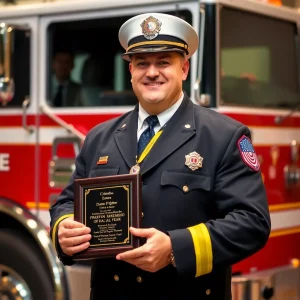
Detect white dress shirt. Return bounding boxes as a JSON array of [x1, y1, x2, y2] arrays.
[[137, 92, 184, 140]]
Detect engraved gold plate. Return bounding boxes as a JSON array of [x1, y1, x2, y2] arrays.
[[140, 16, 162, 40], [185, 151, 203, 171]]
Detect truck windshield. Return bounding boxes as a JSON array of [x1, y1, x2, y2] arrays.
[[47, 10, 192, 108], [220, 7, 299, 109]]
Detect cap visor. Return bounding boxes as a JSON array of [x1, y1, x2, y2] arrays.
[[121, 47, 186, 61]]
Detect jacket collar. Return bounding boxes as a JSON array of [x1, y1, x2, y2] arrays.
[[114, 92, 196, 175]]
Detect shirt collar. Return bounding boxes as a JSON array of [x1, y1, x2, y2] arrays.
[[138, 92, 184, 131], [52, 75, 70, 89]]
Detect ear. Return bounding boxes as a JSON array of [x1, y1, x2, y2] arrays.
[[129, 63, 133, 74], [182, 59, 190, 81]]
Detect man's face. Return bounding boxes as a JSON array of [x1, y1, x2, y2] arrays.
[[129, 51, 189, 114], [52, 52, 74, 82]]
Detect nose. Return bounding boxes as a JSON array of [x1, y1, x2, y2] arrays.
[[146, 64, 159, 78]]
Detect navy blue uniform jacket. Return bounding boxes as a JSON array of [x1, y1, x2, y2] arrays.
[[50, 94, 271, 299]]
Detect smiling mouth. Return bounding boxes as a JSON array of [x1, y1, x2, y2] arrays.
[[144, 82, 163, 86]]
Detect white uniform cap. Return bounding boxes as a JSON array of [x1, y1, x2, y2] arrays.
[[118, 13, 199, 61]]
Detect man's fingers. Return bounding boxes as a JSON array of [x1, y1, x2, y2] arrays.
[[116, 245, 146, 260], [130, 227, 154, 238], [59, 218, 91, 238], [63, 242, 90, 256], [57, 217, 93, 256], [59, 233, 91, 256], [62, 219, 87, 229], [60, 233, 92, 247], [59, 226, 91, 238]]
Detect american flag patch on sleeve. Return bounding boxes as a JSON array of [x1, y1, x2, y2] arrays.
[[237, 135, 260, 171]]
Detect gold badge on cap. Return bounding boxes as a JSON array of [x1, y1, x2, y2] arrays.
[[140, 16, 162, 40], [185, 152, 203, 171]]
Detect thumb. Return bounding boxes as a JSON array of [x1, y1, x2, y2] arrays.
[[130, 227, 154, 238]]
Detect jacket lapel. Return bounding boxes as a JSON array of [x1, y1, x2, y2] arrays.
[[113, 106, 139, 170], [141, 95, 196, 175]]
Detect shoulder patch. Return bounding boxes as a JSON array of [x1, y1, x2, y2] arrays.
[[237, 135, 260, 171]]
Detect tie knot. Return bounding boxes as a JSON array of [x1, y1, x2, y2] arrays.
[[145, 115, 159, 127]]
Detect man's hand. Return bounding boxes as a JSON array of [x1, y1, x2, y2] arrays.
[[116, 227, 172, 272], [57, 216, 91, 256]]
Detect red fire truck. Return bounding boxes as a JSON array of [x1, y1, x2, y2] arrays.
[[0, 0, 300, 299]]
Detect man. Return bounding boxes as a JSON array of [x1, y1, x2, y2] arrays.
[[51, 50, 85, 107], [50, 13, 271, 299]]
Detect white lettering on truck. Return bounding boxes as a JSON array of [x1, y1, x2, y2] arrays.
[[0, 154, 10, 171]]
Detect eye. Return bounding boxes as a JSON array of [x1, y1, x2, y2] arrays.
[[158, 61, 169, 66], [137, 61, 147, 67]]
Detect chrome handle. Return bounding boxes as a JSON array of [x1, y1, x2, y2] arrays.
[[52, 136, 82, 158], [284, 140, 300, 188], [291, 140, 298, 164], [22, 97, 34, 134], [194, 6, 206, 104]]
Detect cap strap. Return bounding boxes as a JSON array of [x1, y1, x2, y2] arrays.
[[127, 40, 188, 52]]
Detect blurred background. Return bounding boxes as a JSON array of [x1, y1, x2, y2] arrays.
[[1, 0, 300, 9]]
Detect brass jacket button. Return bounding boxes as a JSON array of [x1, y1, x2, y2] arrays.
[[142, 212, 144, 218], [183, 185, 189, 193], [136, 276, 143, 283], [114, 275, 119, 281]]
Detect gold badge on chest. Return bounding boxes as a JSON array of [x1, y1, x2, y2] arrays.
[[185, 151, 203, 171]]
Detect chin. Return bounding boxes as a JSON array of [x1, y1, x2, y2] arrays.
[[145, 98, 162, 104], [143, 93, 164, 104]]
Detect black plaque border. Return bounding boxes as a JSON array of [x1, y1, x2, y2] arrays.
[[73, 173, 142, 260]]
